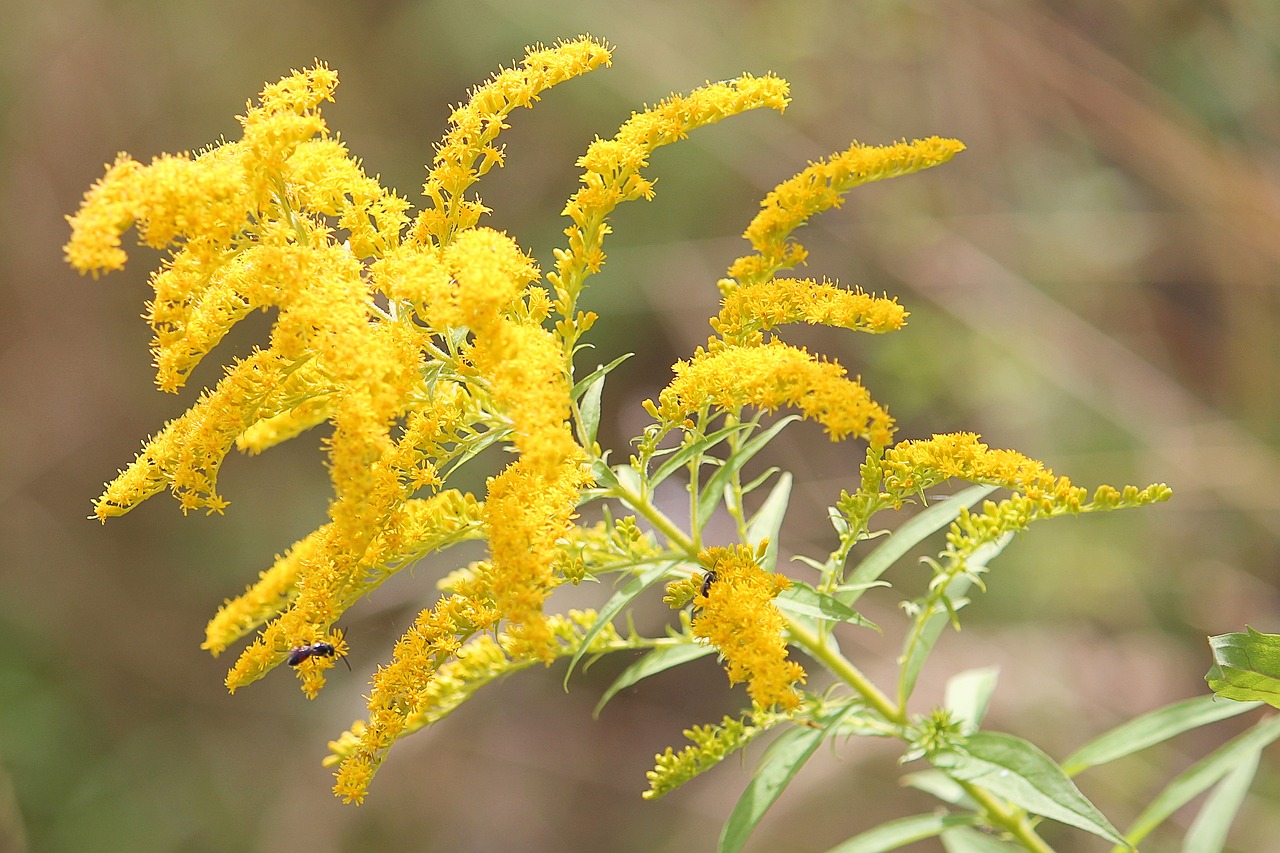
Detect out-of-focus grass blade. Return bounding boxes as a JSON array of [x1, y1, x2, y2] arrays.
[[719, 704, 855, 853], [1062, 695, 1261, 775], [1180, 747, 1259, 853], [593, 642, 714, 717], [1120, 713, 1280, 850], [823, 813, 978, 853], [842, 484, 997, 608]]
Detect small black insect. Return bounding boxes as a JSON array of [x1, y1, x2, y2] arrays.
[[699, 570, 718, 600], [287, 639, 351, 670]]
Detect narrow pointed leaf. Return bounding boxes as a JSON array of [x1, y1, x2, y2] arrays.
[[901, 770, 972, 806], [842, 485, 997, 607], [651, 423, 752, 490], [572, 358, 620, 448], [563, 560, 683, 688], [594, 642, 714, 717], [1062, 694, 1262, 775], [1180, 747, 1259, 853], [698, 416, 798, 530], [944, 667, 1000, 734], [931, 731, 1127, 846], [719, 704, 856, 853], [570, 353, 632, 400], [775, 582, 878, 630], [940, 827, 1024, 852], [747, 472, 792, 570], [824, 813, 978, 853], [1123, 713, 1280, 848]]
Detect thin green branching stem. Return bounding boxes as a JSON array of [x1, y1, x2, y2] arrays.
[[786, 617, 903, 725], [610, 478, 697, 558]]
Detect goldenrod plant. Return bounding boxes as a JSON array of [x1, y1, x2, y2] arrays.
[[66, 36, 1274, 852]]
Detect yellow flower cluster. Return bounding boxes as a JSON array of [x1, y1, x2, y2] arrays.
[[728, 135, 966, 285], [330, 610, 628, 804], [68, 38, 839, 804], [643, 136, 962, 451], [643, 713, 774, 800], [880, 432, 1081, 507], [692, 545, 806, 710]]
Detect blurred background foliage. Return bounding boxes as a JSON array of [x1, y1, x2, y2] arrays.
[[3, 1, 1279, 850]]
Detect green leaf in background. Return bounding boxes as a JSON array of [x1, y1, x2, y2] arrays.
[[931, 731, 1128, 847], [1121, 713, 1280, 849], [746, 470, 792, 571], [939, 826, 1025, 852], [1180, 747, 1260, 853], [1206, 626, 1280, 707], [593, 642, 715, 717], [823, 813, 978, 853], [842, 484, 997, 608], [699, 416, 798, 532], [571, 355, 632, 448], [719, 704, 855, 853], [1062, 694, 1262, 775], [562, 560, 682, 688], [944, 667, 1000, 734]]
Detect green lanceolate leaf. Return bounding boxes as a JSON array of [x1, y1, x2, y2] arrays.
[[698, 416, 798, 531], [1122, 713, 1280, 849], [1206, 626, 1280, 708], [570, 353, 633, 400], [939, 826, 1024, 852], [1180, 747, 1259, 853], [563, 560, 682, 688], [720, 704, 856, 853], [746, 471, 792, 571], [944, 667, 1000, 734], [593, 642, 714, 717], [931, 731, 1128, 847], [651, 422, 752, 491], [1062, 694, 1262, 775], [842, 484, 997, 608], [823, 813, 978, 853], [775, 581, 878, 630], [572, 355, 631, 448]]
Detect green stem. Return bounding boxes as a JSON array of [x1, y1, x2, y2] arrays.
[[786, 617, 903, 725], [959, 781, 1056, 852], [612, 481, 696, 557]]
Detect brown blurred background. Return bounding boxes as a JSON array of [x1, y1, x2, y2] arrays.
[[4, 1, 1280, 851]]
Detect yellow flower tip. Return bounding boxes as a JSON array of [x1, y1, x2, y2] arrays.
[[333, 752, 374, 805]]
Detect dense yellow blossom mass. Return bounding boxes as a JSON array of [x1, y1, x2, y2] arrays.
[[67, 38, 1169, 813]]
